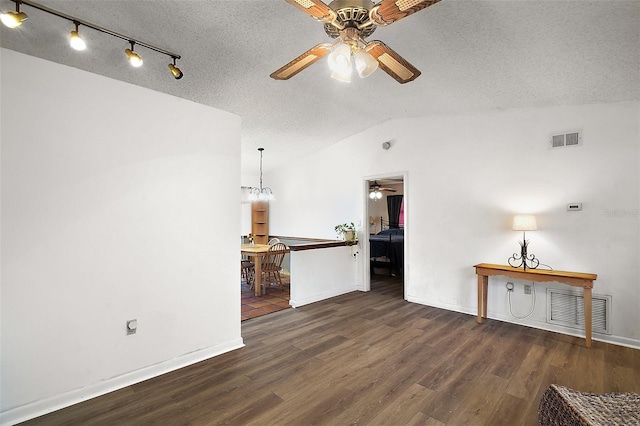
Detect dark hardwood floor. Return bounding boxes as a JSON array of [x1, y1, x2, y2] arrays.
[[21, 275, 640, 425]]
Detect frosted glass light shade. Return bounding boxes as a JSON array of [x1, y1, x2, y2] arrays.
[[328, 43, 351, 73], [512, 215, 537, 231], [354, 49, 378, 78], [331, 69, 352, 83]]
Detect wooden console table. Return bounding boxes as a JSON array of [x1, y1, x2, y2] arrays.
[[474, 263, 598, 348]]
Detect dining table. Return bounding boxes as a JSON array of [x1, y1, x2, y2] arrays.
[[241, 243, 272, 296]]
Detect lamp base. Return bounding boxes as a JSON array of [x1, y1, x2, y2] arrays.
[[508, 240, 540, 270]]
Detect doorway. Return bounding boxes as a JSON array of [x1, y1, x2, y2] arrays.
[[365, 175, 406, 298]]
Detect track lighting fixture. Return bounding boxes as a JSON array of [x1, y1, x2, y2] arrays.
[[69, 22, 86, 51], [125, 41, 143, 67], [0, 1, 27, 28], [168, 57, 183, 80], [1, 0, 182, 79]]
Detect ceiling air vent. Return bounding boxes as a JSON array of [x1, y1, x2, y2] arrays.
[[550, 130, 582, 148]]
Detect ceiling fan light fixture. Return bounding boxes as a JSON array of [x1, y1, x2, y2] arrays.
[[1, 2, 27, 28], [327, 43, 352, 73], [331, 68, 352, 83], [354, 48, 378, 78]]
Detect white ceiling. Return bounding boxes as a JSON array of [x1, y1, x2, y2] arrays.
[[1, 0, 638, 174]]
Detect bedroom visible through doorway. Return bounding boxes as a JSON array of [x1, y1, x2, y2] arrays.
[[367, 176, 405, 297]]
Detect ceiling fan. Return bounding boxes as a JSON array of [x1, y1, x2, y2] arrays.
[[369, 180, 397, 199], [370, 181, 397, 192], [270, 0, 441, 84]]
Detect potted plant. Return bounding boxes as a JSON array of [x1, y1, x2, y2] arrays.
[[335, 222, 357, 241]]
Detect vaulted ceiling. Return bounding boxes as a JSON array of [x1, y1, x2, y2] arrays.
[[2, 0, 638, 174]]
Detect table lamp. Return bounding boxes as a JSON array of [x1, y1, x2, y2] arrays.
[[508, 214, 540, 270]]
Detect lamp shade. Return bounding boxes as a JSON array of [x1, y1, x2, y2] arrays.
[[512, 215, 537, 231]]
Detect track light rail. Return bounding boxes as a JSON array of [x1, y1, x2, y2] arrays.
[[8, 0, 181, 60]]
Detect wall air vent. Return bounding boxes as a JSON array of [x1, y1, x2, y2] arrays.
[[546, 288, 611, 334], [550, 131, 582, 148]]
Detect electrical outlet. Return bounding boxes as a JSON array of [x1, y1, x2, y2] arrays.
[[524, 284, 532, 295]]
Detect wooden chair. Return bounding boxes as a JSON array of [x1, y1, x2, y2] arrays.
[[268, 237, 281, 245], [241, 259, 254, 287], [260, 242, 287, 293]]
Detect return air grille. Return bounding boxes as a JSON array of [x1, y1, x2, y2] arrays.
[[550, 131, 582, 148], [546, 288, 611, 334]]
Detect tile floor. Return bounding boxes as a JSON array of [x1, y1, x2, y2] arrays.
[[241, 274, 291, 321]]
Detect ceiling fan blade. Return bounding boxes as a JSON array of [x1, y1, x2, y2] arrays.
[[285, 0, 335, 23], [371, 0, 442, 26], [270, 43, 332, 80], [365, 41, 421, 84]]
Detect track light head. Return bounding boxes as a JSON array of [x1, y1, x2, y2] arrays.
[[1, 3, 27, 28], [69, 23, 86, 51], [168, 58, 183, 80], [125, 42, 143, 67]]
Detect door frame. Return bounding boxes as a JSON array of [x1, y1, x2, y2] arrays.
[[362, 171, 408, 296]]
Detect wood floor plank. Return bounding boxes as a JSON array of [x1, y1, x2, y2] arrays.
[[19, 276, 640, 426], [368, 383, 437, 425], [446, 373, 509, 425], [505, 343, 554, 400]]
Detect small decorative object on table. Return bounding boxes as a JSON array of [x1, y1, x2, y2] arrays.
[[247, 233, 255, 246]]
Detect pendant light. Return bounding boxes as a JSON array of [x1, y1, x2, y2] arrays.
[[247, 148, 274, 202]]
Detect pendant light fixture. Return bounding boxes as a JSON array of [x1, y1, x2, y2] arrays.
[[247, 148, 274, 202], [1, 0, 183, 80]]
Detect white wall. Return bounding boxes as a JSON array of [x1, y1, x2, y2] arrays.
[[289, 245, 359, 308], [269, 101, 640, 348], [0, 49, 242, 423]]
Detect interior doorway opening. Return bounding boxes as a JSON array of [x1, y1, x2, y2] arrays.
[[365, 175, 406, 298]]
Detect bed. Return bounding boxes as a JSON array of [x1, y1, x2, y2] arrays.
[[369, 220, 404, 276]]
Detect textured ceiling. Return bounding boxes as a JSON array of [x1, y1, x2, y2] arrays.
[[1, 0, 639, 174]]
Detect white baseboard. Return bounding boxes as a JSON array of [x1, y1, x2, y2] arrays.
[[1, 338, 245, 426], [290, 288, 355, 308], [405, 295, 640, 350]]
